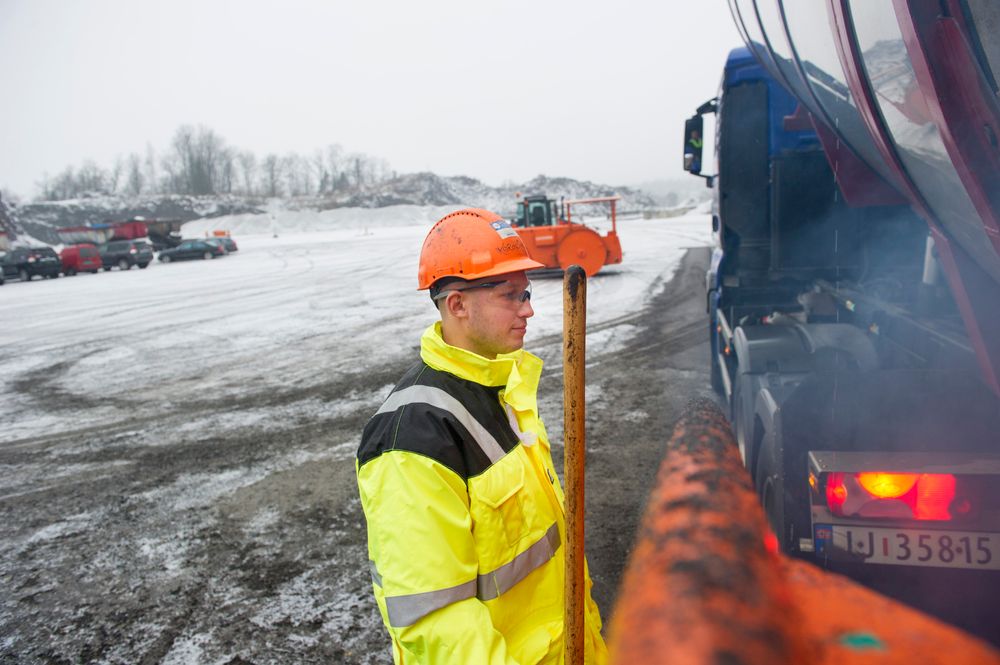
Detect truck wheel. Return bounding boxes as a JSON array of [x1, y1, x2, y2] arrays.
[[711, 353, 724, 394], [752, 451, 785, 536], [758, 468, 780, 542], [160, 255, 172, 264], [18, 269, 30, 282], [203, 251, 213, 260], [709, 298, 724, 394], [118, 258, 130, 271]]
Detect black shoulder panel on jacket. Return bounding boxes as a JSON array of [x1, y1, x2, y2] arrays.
[[357, 361, 520, 479]]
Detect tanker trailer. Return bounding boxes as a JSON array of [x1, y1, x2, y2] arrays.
[[685, 0, 1000, 642]]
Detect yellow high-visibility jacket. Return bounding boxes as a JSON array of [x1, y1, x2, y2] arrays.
[[357, 323, 607, 664]]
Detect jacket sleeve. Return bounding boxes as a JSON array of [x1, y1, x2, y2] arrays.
[[358, 450, 520, 665]]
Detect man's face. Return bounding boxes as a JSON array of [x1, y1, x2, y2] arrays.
[[455, 272, 534, 358]]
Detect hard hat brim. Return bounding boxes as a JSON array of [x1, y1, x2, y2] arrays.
[[417, 208, 548, 290], [418, 256, 546, 290]]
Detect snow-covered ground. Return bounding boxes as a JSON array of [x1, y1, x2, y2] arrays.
[[0, 206, 711, 663], [1, 208, 711, 443]]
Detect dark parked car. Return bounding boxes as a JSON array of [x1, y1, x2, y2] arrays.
[[204, 237, 238, 253], [1, 247, 62, 281], [158, 239, 225, 263], [218, 236, 238, 252], [60, 243, 102, 275], [98, 240, 154, 271]]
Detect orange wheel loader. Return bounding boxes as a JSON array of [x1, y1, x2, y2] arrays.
[[510, 194, 623, 277]]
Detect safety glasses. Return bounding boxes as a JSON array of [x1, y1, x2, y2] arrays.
[[433, 280, 532, 305]]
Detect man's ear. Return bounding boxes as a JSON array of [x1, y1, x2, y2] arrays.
[[443, 291, 470, 320]]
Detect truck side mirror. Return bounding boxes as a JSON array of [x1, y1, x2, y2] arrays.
[[684, 115, 704, 175]]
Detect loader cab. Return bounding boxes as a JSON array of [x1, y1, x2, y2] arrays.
[[514, 195, 561, 228]]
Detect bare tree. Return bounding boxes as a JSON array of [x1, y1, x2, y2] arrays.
[[237, 151, 257, 196], [261, 154, 283, 198], [144, 143, 158, 194], [350, 154, 364, 188], [166, 124, 229, 195], [219, 147, 236, 194], [283, 153, 316, 197], [76, 161, 108, 195], [108, 157, 124, 194], [31, 125, 396, 202], [326, 144, 343, 192], [312, 149, 329, 195], [126, 153, 144, 195]]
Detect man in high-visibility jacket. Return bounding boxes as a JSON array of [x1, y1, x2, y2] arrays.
[[686, 128, 703, 174], [357, 208, 608, 664]]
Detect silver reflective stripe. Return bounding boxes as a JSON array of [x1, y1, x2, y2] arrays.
[[381, 524, 560, 626], [375, 385, 506, 463], [369, 560, 382, 587], [385, 579, 477, 627], [478, 523, 560, 602]]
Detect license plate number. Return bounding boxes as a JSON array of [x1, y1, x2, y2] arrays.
[[815, 525, 1000, 570]]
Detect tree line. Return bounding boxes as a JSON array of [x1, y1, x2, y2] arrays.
[[37, 125, 394, 201]]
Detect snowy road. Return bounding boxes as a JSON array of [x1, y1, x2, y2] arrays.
[[0, 208, 711, 663]]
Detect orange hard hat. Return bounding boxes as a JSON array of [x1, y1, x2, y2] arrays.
[[417, 208, 544, 290]]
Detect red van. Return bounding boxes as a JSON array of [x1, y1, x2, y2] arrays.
[[60, 244, 102, 275]]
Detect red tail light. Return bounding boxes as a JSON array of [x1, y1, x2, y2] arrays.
[[825, 472, 957, 521], [826, 472, 848, 513]]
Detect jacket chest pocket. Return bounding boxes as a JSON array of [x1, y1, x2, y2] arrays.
[[469, 453, 528, 553]]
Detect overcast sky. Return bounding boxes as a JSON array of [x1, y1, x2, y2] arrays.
[[0, 1, 742, 199]]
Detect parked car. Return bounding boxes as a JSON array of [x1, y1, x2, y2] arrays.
[[213, 236, 238, 252], [60, 244, 102, 275], [98, 240, 154, 270], [158, 239, 225, 263], [203, 238, 230, 254], [1, 246, 62, 281]]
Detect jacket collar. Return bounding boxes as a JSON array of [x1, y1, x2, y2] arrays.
[[420, 322, 542, 414]]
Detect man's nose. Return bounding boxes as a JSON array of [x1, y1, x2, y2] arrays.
[[519, 297, 534, 318]]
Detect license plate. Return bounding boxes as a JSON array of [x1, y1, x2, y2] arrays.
[[815, 524, 1000, 570]]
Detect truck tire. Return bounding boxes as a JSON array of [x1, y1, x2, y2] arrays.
[[711, 348, 724, 394], [160, 255, 172, 264], [203, 251, 213, 260], [19, 268, 30, 282], [118, 258, 130, 271], [754, 440, 781, 541], [709, 295, 724, 394]]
